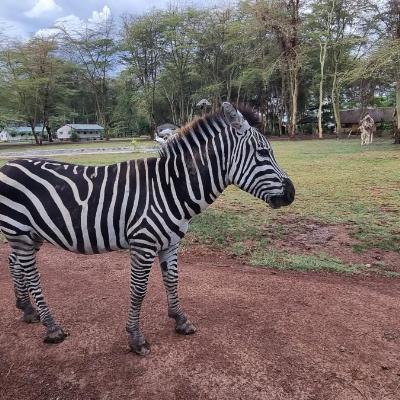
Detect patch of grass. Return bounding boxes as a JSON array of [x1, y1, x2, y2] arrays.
[[231, 242, 248, 257], [382, 271, 400, 278], [208, 139, 400, 254], [184, 208, 265, 248], [250, 249, 365, 274]]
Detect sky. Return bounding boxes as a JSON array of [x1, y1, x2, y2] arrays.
[[0, 0, 175, 39]]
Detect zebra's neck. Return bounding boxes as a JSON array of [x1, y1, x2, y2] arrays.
[[157, 118, 231, 218]]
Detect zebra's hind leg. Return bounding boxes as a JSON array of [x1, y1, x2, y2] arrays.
[[11, 236, 66, 344], [8, 252, 40, 323], [159, 244, 196, 335]]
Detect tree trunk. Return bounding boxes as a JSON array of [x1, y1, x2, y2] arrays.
[[331, 66, 341, 137], [395, 76, 400, 144], [45, 124, 53, 142], [43, 112, 53, 142], [289, 66, 298, 139], [236, 82, 242, 106], [317, 41, 328, 139], [332, 91, 342, 138], [317, 0, 335, 139], [29, 120, 39, 145]]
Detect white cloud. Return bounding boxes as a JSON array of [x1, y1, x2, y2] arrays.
[[0, 18, 27, 39], [55, 14, 83, 30], [25, 0, 62, 18], [34, 6, 111, 37], [88, 5, 111, 24]]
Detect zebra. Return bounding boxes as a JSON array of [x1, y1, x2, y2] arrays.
[[0, 102, 295, 356]]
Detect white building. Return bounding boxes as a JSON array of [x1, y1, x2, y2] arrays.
[[56, 124, 104, 141], [0, 126, 43, 142]]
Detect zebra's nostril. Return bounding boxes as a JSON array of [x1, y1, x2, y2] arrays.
[[282, 178, 295, 203]]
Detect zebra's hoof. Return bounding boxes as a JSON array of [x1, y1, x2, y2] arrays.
[[176, 320, 197, 335], [16, 299, 26, 311], [130, 340, 151, 356], [44, 327, 67, 344], [22, 309, 40, 324]]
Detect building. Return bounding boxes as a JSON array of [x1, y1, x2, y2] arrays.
[[156, 123, 179, 137], [340, 107, 394, 134], [56, 124, 104, 141], [0, 126, 43, 142]]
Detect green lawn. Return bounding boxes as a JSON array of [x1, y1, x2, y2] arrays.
[[0, 138, 399, 274]]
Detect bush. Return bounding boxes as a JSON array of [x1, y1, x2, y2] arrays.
[[70, 130, 79, 142]]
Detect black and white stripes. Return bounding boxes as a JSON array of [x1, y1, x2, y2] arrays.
[[0, 102, 294, 355]]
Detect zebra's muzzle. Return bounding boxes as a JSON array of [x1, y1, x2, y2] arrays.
[[267, 178, 295, 209]]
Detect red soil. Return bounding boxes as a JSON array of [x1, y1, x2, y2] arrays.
[[0, 244, 399, 400]]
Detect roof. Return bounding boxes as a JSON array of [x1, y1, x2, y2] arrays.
[[340, 108, 395, 124], [67, 124, 104, 131], [3, 126, 43, 134], [156, 123, 178, 133], [196, 98, 211, 107]]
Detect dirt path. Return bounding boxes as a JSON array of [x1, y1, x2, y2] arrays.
[[0, 147, 157, 159], [0, 244, 399, 400]]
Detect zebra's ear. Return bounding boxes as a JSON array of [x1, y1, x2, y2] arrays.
[[222, 102, 250, 134]]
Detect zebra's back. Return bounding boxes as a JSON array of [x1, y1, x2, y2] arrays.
[[0, 158, 134, 254]]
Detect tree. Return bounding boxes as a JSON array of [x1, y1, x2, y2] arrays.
[[0, 35, 74, 144], [158, 7, 203, 125], [28, 36, 65, 142], [121, 11, 164, 136], [343, 0, 400, 143], [387, 0, 400, 143], [1, 40, 45, 144], [58, 14, 116, 139], [308, 0, 336, 138], [252, 0, 302, 138], [328, 0, 374, 137]]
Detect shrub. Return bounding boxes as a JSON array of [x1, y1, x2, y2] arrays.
[[70, 130, 79, 142]]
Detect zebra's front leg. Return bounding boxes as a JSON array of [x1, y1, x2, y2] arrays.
[[8, 253, 40, 323], [126, 243, 155, 356], [13, 246, 66, 344], [159, 244, 196, 335]]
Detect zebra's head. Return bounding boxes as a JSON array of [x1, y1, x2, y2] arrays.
[[222, 102, 295, 209]]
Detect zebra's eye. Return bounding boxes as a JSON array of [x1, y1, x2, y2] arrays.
[[257, 149, 270, 158]]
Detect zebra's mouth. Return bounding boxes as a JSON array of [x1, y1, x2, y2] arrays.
[[266, 178, 295, 209], [266, 197, 283, 209]]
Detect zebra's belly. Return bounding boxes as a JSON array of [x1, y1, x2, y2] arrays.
[[45, 237, 129, 255]]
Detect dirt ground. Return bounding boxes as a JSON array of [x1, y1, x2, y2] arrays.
[[0, 243, 399, 400], [271, 217, 400, 274]]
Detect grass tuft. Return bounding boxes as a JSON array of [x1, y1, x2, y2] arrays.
[[250, 250, 365, 273]]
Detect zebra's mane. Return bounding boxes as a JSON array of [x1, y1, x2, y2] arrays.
[[158, 105, 259, 158]]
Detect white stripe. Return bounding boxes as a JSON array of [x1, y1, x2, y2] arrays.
[[94, 166, 108, 250], [119, 162, 130, 248], [107, 163, 120, 249]]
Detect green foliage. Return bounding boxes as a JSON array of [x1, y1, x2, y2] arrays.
[[70, 130, 79, 142], [0, 1, 399, 141]]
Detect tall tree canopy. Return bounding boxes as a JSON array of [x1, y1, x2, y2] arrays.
[[0, 0, 398, 143]]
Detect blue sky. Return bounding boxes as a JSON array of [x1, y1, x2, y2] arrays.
[[0, 0, 175, 39]]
